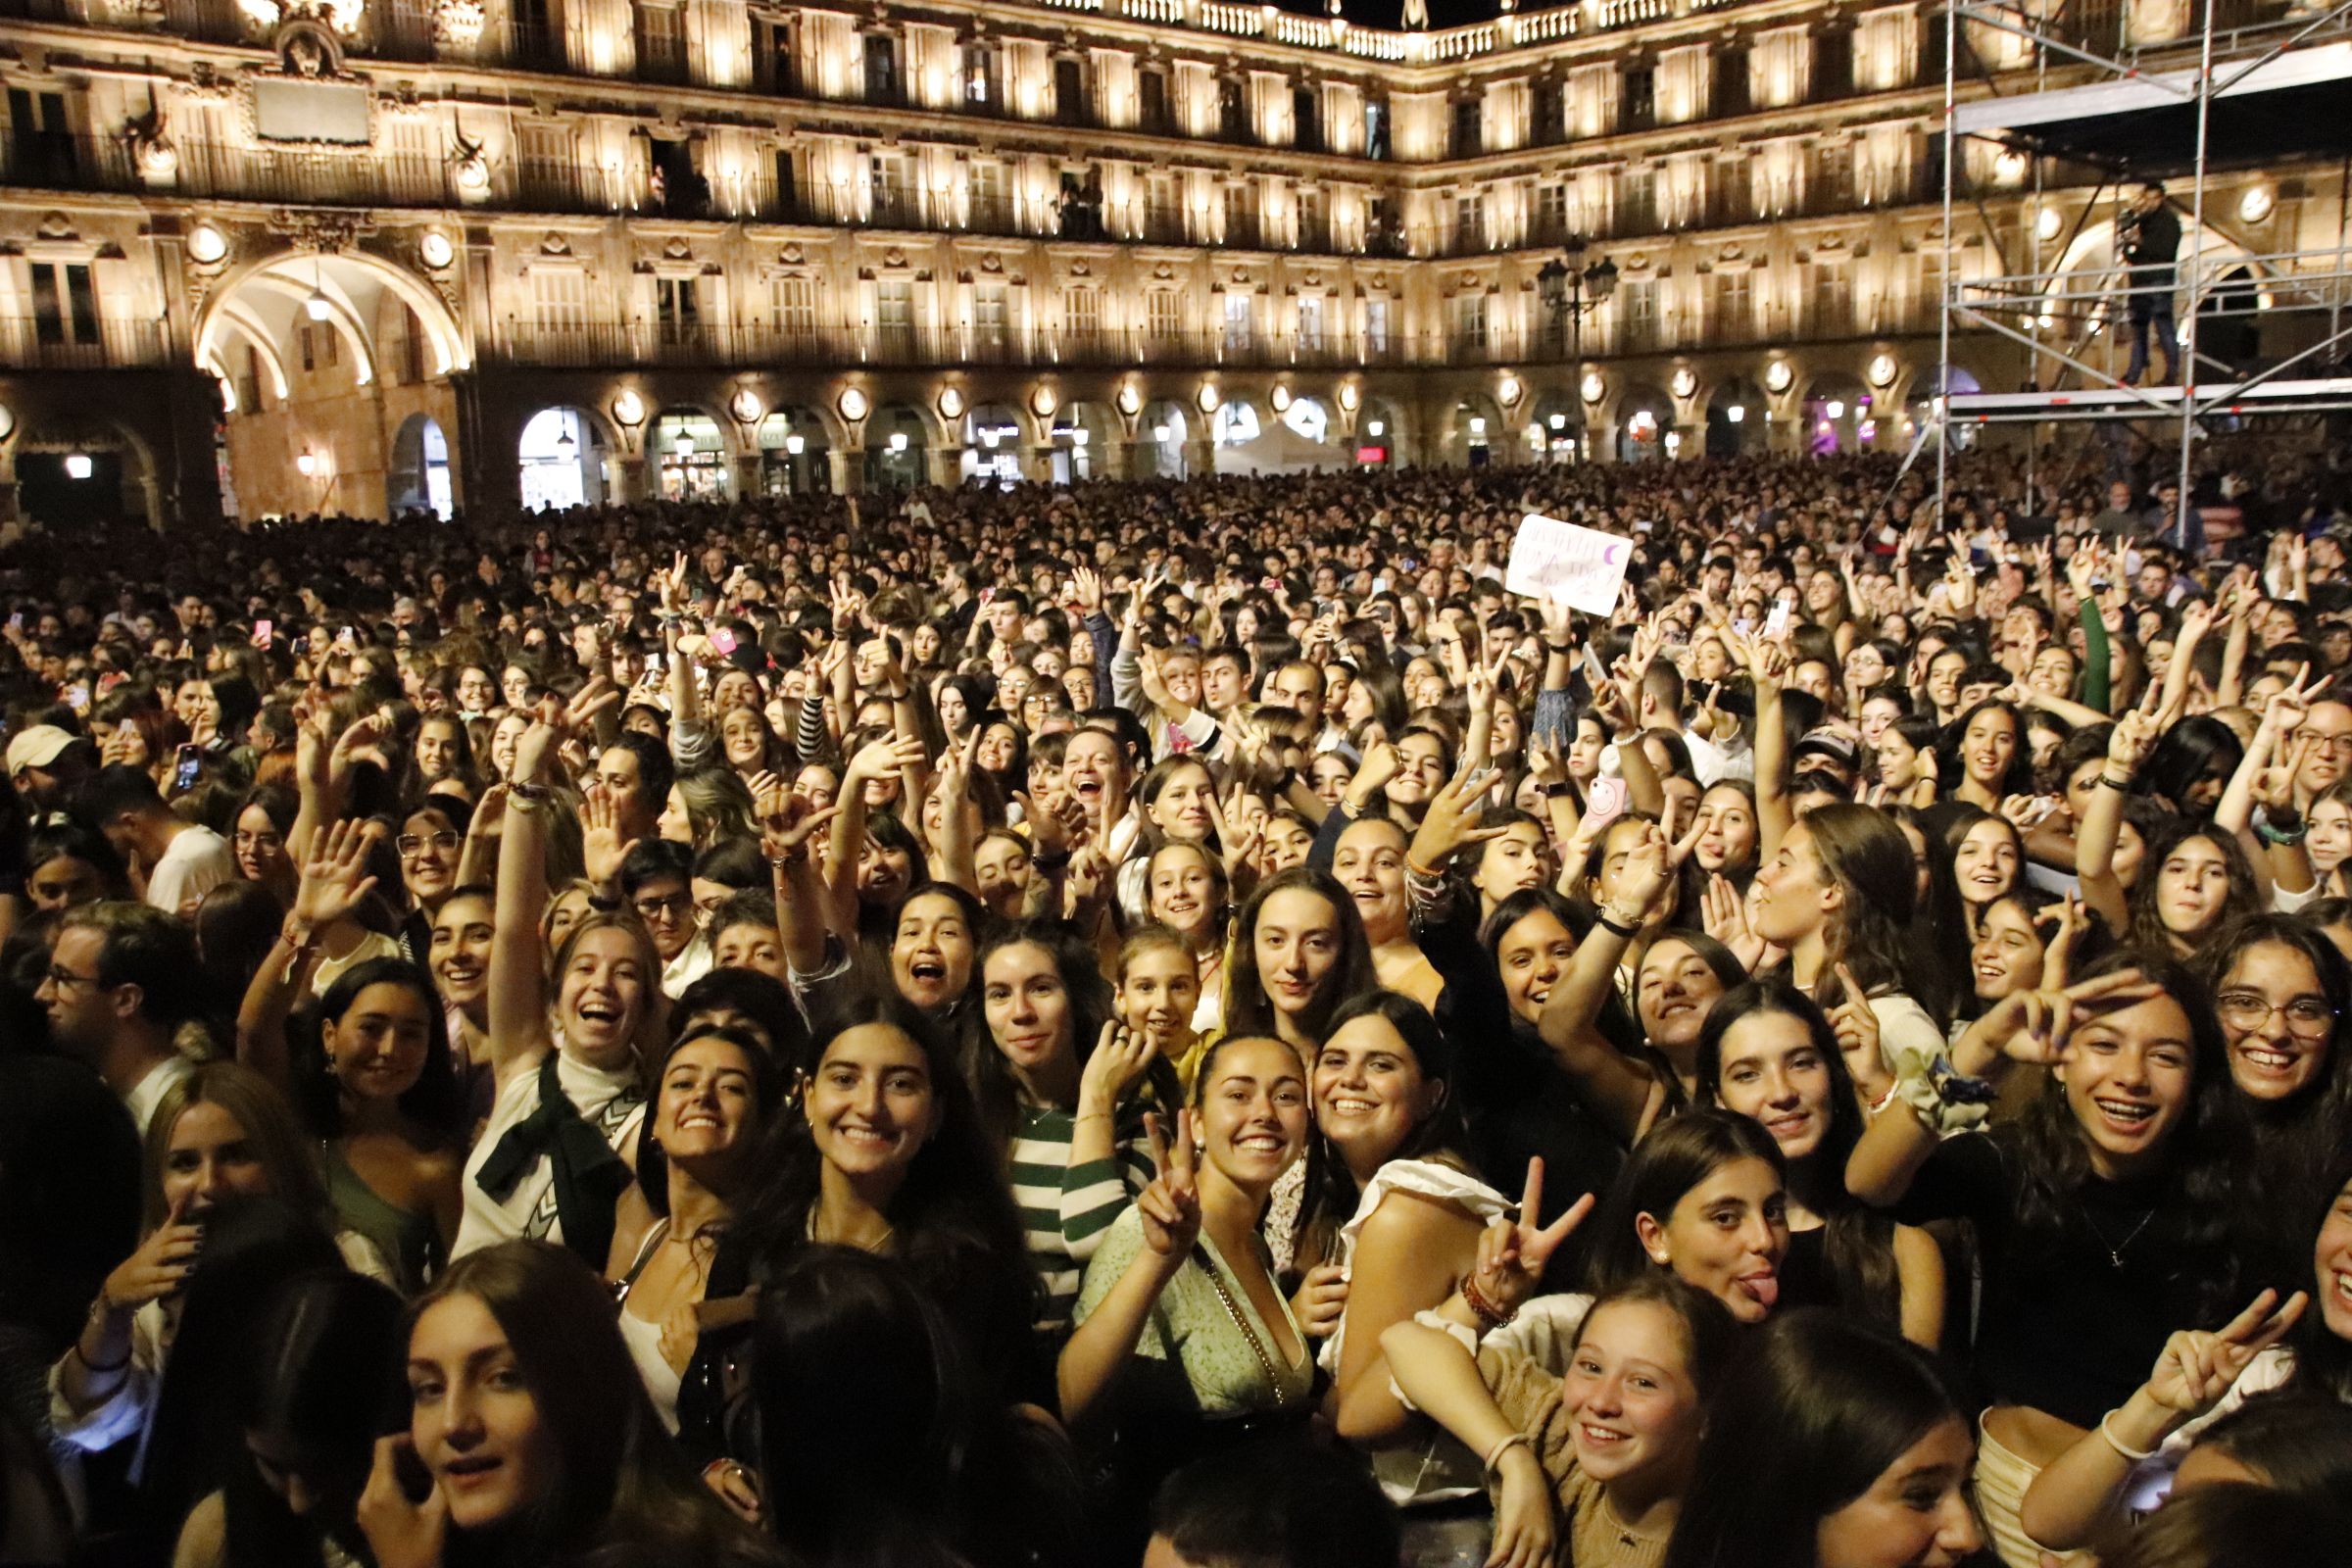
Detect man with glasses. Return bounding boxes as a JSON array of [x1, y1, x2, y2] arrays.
[[35, 902, 202, 1131], [2296, 699, 2352, 801], [617, 838, 705, 996]]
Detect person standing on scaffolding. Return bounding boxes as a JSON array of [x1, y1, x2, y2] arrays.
[[2119, 179, 2182, 385]]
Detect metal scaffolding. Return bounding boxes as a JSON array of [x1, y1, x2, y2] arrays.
[[1928, 0, 2352, 525]]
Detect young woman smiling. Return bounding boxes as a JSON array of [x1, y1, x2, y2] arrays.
[[1696, 981, 1943, 1348], [2022, 1153, 2352, 1551], [1847, 950, 2243, 1568], [1330, 815, 1445, 1009], [1587, 1110, 1791, 1327], [609, 1022, 782, 1433], [359, 1241, 786, 1568], [1385, 1274, 1740, 1568], [1142, 842, 1230, 1022], [1062, 1036, 1317, 1509], [453, 726, 662, 1270], [1299, 992, 1511, 1518], [1220, 867, 1378, 1055], [1115, 926, 1208, 1087], [967, 922, 1175, 1337], [1662, 1310, 1982, 1568]]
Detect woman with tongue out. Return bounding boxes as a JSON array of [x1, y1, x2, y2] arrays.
[[1846, 948, 2242, 1568], [1695, 980, 1944, 1349]]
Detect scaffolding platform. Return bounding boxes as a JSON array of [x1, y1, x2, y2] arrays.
[[1949, 373, 2352, 419]]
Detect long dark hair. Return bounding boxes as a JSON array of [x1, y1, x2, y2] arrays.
[[1291, 989, 1478, 1271], [733, 993, 1039, 1378], [635, 1021, 788, 1224], [412, 1241, 786, 1568], [751, 1246, 1086, 1568], [2009, 946, 2241, 1322], [964, 919, 1176, 1149], [139, 1199, 348, 1555], [2141, 714, 2246, 819], [220, 1269, 407, 1568], [1937, 698, 2036, 801], [2285, 1151, 2352, 1404], [1695, 980, 1901, 1333], [297, 956, 466, 1142], [1222, 866, 1378, 1046], [1801, 803, 1933, 1026], [1662, 1310, 1967, 1568], [2194, 912, 2352, 1142], [1585, 1108, 1786, 1297]]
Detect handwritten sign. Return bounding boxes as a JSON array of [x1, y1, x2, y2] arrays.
[[1505, 513, 1635, 614]]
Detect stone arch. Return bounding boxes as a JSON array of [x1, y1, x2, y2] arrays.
[[192, 247, 467, 407]]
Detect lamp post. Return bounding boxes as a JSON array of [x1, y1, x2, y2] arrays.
[[1535, 235, 1619, 461]]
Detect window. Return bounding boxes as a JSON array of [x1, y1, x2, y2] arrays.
[[30, 262, 97, 347], [1818, 27, 1851, 95], [1365, 296, 1391, 355], [1140, 70, 1168, 132], [1147, 290, 1182, 343], [1224, 182, 1257, 248], [974, 281, 1009, 355], [964, 42, 996, 106], [1297, 187, 1326, 251], [1533, 79, 1563, 146], [1219, 77, 1247, 139], [1715, 270, 1753, 339], [1814, 260, 1851, 333], [1622, 167, 1657, 234], [972, 161, 1006, 229], [1452, 96, 1481, 156], [532, 269, 588, 339], [1455, 192, 1484, 251], [656, 276, 700, 344], [402, 306, 425, 382], [863, 29, 901, 103], [299, 323, 315, 372], [1453, 291, 1488, 351], [1222, 290, 1252, 352], [770, 149, 797, 219], [1623, 66, 1656, 129], [1620, 277, 1656, 351], [770, 274, 817, 347], [1294, 85, 1320, 152], [1065, 284, 1101, 346], [517, 123, 577, 209], [1297, 293, 1325, 352], [1818, 140, 1854, 207], [1054, 57, 1086, 126], [1714, 45, 1750, 115], [634, 3, 686, 84], [875, 277, 914, 355], [7, 88, 74, 185], [870, 153, 909, 224], [1537, 181, 1569, 243], [1364, 95, 1389, 160]]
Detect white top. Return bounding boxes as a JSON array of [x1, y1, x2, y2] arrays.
[[616, 1221, 683, 1433], [1319, 1159, 1513, 1509], [122, 1054, 194, 1136], [145, 826, 236, 918], [454, 1050, 646, 1259]]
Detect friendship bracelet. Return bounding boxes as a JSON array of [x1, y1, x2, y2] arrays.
[[2099, 774, 2135, 791], [1405, 856, 1446, 881], [1460, 1270, 1515, 1330], [1593, 908, 1641, 938], [71, 1340, 131, 1376]]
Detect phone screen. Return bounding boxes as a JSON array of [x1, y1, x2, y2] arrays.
[[172, 745, 202, 793], [709, 627, 738, 657]]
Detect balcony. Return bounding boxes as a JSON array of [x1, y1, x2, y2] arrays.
[[0, 316, 170, 369]]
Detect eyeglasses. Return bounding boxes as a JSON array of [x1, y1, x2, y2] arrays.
[[2305, 734, 2352, 758], [633, 893, 691, 922], [396, 831, 461, 858], [233, 830, 283, 851], [43, 965, 106, 993], [2215, 991, 2336, 1039]]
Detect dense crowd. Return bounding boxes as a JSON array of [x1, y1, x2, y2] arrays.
[[3, 442, 2352, 1568]]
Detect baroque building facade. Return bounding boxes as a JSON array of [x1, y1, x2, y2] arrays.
[[0, 0, 2336, 522]]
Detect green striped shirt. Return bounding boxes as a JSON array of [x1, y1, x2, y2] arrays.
[[1010, 1102, 1154, 1334]]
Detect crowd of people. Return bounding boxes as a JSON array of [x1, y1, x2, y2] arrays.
[[2, 440, 2351, 1568]]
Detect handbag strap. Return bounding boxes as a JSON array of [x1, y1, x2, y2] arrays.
[[1191, 1243, 1296, 1408]]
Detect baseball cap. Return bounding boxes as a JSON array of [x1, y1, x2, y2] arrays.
[[1791, 729, 1862, 772], [7, 725, 79, 776]]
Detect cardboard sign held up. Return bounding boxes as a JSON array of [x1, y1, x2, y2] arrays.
[[1505, 513, 1636, 615]]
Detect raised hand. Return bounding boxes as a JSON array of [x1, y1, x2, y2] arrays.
[[1998, 968, 2159, 1068], [1828, 962, 1889, 1103], [2143, 1288, 2306, 1421], [1078, 1021, 1157, 1118], [357, 1434, 449, 1568], [292, 816, 381, 931], [757, 784, 837, 864], [581, 789, 637, 888], [1138, 1110, 1202, 1260], [101, 1188, 202, 1313], [1468, 1158, 1596, 1319], [1407, 760, 1505, 872]]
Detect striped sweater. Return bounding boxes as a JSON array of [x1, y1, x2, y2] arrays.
[[1009, 1102, 1153, 1334]]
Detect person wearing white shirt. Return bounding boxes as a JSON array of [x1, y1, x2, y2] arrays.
[[79, 763, 235, 918]]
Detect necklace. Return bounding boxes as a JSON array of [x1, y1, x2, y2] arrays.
[[808, 1207, 896, 1253], [2083, 1204, 2158, 1268]]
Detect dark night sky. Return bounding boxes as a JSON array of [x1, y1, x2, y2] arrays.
[[1279, 0, 1549, 33]]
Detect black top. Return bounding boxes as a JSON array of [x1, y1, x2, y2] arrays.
[[2125, 204, 2183, 274], [1419, 898, 1626, 1296], [1777, 1226, 1838, 1315], [1890, 1124, 2223, 1430]]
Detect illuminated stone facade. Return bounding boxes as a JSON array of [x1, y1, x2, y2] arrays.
[[0, 0, 2334, 520]]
